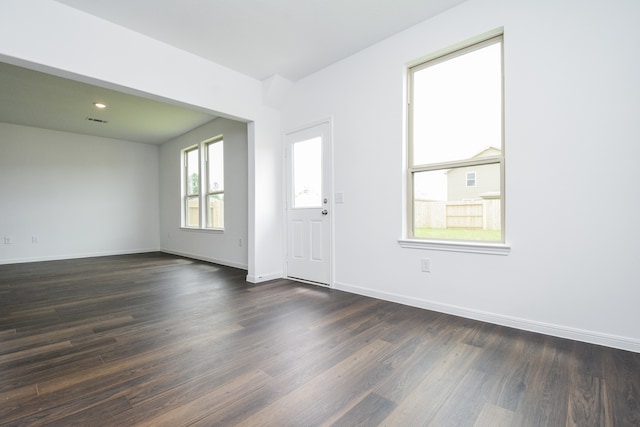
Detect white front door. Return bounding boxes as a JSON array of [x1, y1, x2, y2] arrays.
[[285, 121, 332, 285]]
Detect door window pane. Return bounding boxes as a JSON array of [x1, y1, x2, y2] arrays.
[[293, 137, 322, 208]]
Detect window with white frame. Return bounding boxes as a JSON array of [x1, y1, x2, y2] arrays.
[[183, 146, 200, 228], [205, 139, 224, 229], [466, 172, 477, 187], [182, 136, 224, 230], [408, 34, 504, 242]]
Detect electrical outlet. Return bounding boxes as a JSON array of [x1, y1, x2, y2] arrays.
[[3, 236, 13, 244], [421, 258, 431, 273], [238, 238, 243, 247], [32, 236, 39, 244]]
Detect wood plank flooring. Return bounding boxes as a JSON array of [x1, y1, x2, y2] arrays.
[[1, 252, 639, 426]]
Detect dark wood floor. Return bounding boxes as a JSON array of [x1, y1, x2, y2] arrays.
[[1, 253, 638, 426]]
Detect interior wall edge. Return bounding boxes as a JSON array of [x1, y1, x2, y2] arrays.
[[246, 272, 284, 284], [160, 249, 248, 271]]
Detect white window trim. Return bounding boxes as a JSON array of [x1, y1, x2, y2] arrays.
[[182, 145, 201, 229], [404, 32, 506, 249], [204, 137, 224, 230], [180, 226, 224, 234], [466, 171, 477, 187], [181, 135, 225, 231], [398, 238, 510, 255]]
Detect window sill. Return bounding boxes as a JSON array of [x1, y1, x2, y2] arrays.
[[180, 227, 224, 234], [398, 238, 510, 255]]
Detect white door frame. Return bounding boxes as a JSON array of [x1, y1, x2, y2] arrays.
[[283, 118, 333, 287]]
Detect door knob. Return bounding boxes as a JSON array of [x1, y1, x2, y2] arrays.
[[321, 209, 328, 215]]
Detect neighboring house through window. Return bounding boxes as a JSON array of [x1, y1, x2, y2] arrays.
[[182, 136, 224, 230], [407, 34, 504, 242]]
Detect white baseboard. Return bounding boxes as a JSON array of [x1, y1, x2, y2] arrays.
[[161, 249, 248, 271], [0, 248, 160, 265], [334, 281, 640, 354]]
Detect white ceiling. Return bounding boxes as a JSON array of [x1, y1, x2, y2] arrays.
[[0, 61, 216, 144], [2, 0, 466, 143], [53, 0, 467, 81]]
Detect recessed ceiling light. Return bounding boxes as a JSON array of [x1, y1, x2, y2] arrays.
[[93, 102, 107, 109]]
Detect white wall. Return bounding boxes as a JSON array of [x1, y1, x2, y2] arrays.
[[160, 118, 248, 269], [282, 0, 640, 352], [0, 122, 160, 263], [0, 0, 284, 281]]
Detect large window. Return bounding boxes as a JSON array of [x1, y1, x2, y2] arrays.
[[408, 35, 504, 242], [182, 136, 224, 230]]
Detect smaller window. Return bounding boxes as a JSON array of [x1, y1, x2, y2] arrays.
[[466, 172, 477, 187], [181, 136, 224, 230], [205, 139, 224, 229], [183, 146, 200, 228]]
